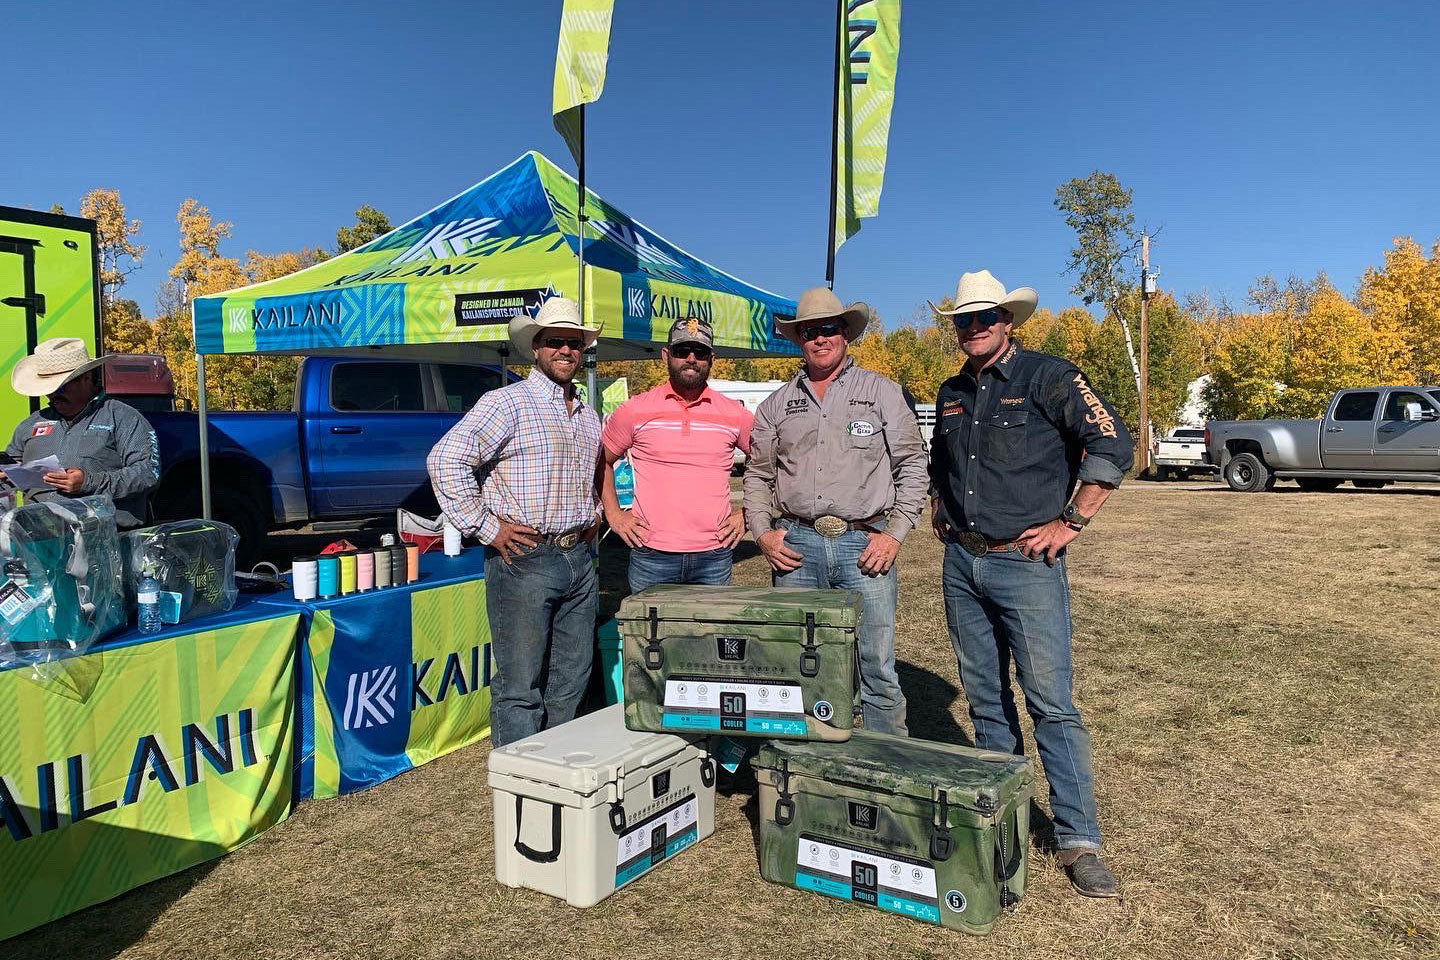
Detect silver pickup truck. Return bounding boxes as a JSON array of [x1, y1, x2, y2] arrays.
[[1206, 386, 1440, 491]]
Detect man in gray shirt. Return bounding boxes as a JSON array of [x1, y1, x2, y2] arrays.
[[6, 338, 158, 529], [743, 287, 928, 735]]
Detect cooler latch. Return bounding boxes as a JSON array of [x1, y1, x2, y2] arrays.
[[609, 769, 627, 835], [929, 789, 954, 862], [799, 613, 819, 678], [700, 757, 716, 788], [644, 606, 664, 669], [774, 758, 795, 826]]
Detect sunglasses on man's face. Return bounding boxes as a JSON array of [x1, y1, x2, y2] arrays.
[[670, 344, 712, 361], [799, 321, 846, 342], [540, 336, 586, 352], [953, 308, 1005, 329]]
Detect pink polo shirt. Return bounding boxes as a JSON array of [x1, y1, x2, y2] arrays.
[[602, 383, 753, 552]]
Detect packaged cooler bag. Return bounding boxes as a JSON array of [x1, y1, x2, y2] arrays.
[[619, 585, 861, 742], [0, 495, 125, 667], [752, 730, 1034, 935], [488, 703, 716, 908], [122, 519, 239, 623]]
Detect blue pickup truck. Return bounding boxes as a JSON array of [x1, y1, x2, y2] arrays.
[[146, 355, 517, 564]]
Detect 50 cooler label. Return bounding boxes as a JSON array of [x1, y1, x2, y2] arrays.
[[794, 833, 941, 924], [615, 794, 699, 887], [661, 676, 807, 736]]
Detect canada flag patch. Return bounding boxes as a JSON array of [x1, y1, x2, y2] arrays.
[[31, 423, 55, 438]]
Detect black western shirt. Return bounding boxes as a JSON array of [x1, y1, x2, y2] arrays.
[[929, 341, 1134, 541]]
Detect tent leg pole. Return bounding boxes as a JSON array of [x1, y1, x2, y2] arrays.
[[196, 352, 211, 520]]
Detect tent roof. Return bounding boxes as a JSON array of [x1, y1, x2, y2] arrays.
[[192, 151, 799, 360]]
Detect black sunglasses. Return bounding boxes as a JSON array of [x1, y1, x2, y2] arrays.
[[799, 320, 846, 342], [670, 344, 712, 360], [540, 336, 585, 351], [952, 308, 1005, 329]]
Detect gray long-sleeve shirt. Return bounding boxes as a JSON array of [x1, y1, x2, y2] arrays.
[[743, 360, 929, 542], [5, 397, 159, 529]]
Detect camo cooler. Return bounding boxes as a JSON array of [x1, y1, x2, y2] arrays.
[[620, 585, 861, 741], [752, 730, 1033, 935], [488, 703, 716, 908]]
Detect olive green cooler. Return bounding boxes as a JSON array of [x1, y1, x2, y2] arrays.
[[619, 585, 861, 741], [752, 730, 1034, 934]]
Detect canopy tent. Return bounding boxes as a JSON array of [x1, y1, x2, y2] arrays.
[[192, 150, 800, 361]]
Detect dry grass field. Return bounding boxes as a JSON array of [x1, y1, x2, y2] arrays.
[[9, 481, 1439, 960]]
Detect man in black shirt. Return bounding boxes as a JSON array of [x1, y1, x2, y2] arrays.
[[929, 271, 1132, 898]]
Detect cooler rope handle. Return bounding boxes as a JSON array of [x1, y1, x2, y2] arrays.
[[512, 795, 563, 864]]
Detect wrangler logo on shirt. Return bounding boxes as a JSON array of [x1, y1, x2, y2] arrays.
[[1073, 373, 1118, 437], [941, 401, 965, 417]]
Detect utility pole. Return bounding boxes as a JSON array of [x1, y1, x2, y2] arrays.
[[1138, 233, 1151, 477]]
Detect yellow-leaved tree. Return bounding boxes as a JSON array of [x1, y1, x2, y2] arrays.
[[1359, 237, 1440, 384], [1279, 288, 1411, 417], [80, 188, 148, 351], [1202, 313, 1289, 420]]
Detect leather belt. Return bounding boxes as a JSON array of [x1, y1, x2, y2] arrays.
[[952, 530, 1020, 556], [781, 513, 884, 539], [539, 529, 587, 549]]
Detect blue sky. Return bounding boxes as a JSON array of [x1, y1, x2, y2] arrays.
[[5, 1, 1438, 332]]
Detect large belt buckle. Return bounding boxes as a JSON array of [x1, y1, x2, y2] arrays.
[[956, 531, 989, 556], [554, 531, 580, 549], [813, 515, 848, 539]]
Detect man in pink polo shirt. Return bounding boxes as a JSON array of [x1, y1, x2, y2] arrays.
[[601, 317, 752, 592]]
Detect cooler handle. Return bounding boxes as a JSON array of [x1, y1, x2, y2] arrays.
[[774, 758, 795, 826], [929, 789, 954, 862], [700, 757, 716, 788], [513, 796, 563, 864]]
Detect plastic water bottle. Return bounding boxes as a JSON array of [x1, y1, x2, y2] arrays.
[[137, 566, 162, 635]]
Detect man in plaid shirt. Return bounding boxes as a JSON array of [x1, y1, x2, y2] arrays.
[[427, 297, 603, 746]]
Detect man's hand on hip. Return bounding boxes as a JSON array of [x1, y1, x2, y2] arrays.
[[1014, 519, 1079, 565], [757, 528, 803, 573], [492, 520, 540, 563], [605, 506, 649, 549], [857, 531, 901, 576], [721, 508, 745, 549]]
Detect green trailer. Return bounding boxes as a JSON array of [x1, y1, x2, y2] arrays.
[[0, 206, 101, 427]]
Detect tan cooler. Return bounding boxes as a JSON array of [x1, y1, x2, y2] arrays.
[[488, 704, 716, 907]]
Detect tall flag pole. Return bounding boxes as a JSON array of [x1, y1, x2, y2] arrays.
[[553, 0, 614, 410], [828, 0, 902, 286]]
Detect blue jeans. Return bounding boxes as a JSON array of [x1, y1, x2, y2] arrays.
[[483, 541, 597, 747], [942, 541, 1102, 850], [628, 545, 733, 593], [774, 521, 908, 736]]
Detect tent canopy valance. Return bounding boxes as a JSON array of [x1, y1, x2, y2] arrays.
[[192, 151, 799, 361]]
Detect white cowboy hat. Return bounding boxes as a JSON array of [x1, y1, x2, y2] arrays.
[[11, 338, 108, 397], [507, 296, 599, 361], [930, 270, 1039, 327], [776, 287, 871, 345]]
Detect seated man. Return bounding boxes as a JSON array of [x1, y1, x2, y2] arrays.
[[6, 338, 159, 529]]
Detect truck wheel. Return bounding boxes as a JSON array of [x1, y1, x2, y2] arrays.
[[1224, 453, 1271, 492], [1352, 479, 1387, 490], [1296, 478, 1342, 492]]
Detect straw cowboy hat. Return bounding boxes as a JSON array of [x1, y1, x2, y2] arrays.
[[11, 338, 108, 397], [507, 296, 599, 361], [776, 287, 871, 345], [930, 270, 1039, 327]]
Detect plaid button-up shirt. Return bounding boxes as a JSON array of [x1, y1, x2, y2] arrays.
[[427, 368, 602, 544]]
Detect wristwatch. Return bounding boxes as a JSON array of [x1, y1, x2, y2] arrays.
[[1060, 502, 1092, 531]]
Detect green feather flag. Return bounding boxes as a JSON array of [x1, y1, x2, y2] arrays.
[[552, 0, 616, 163]]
